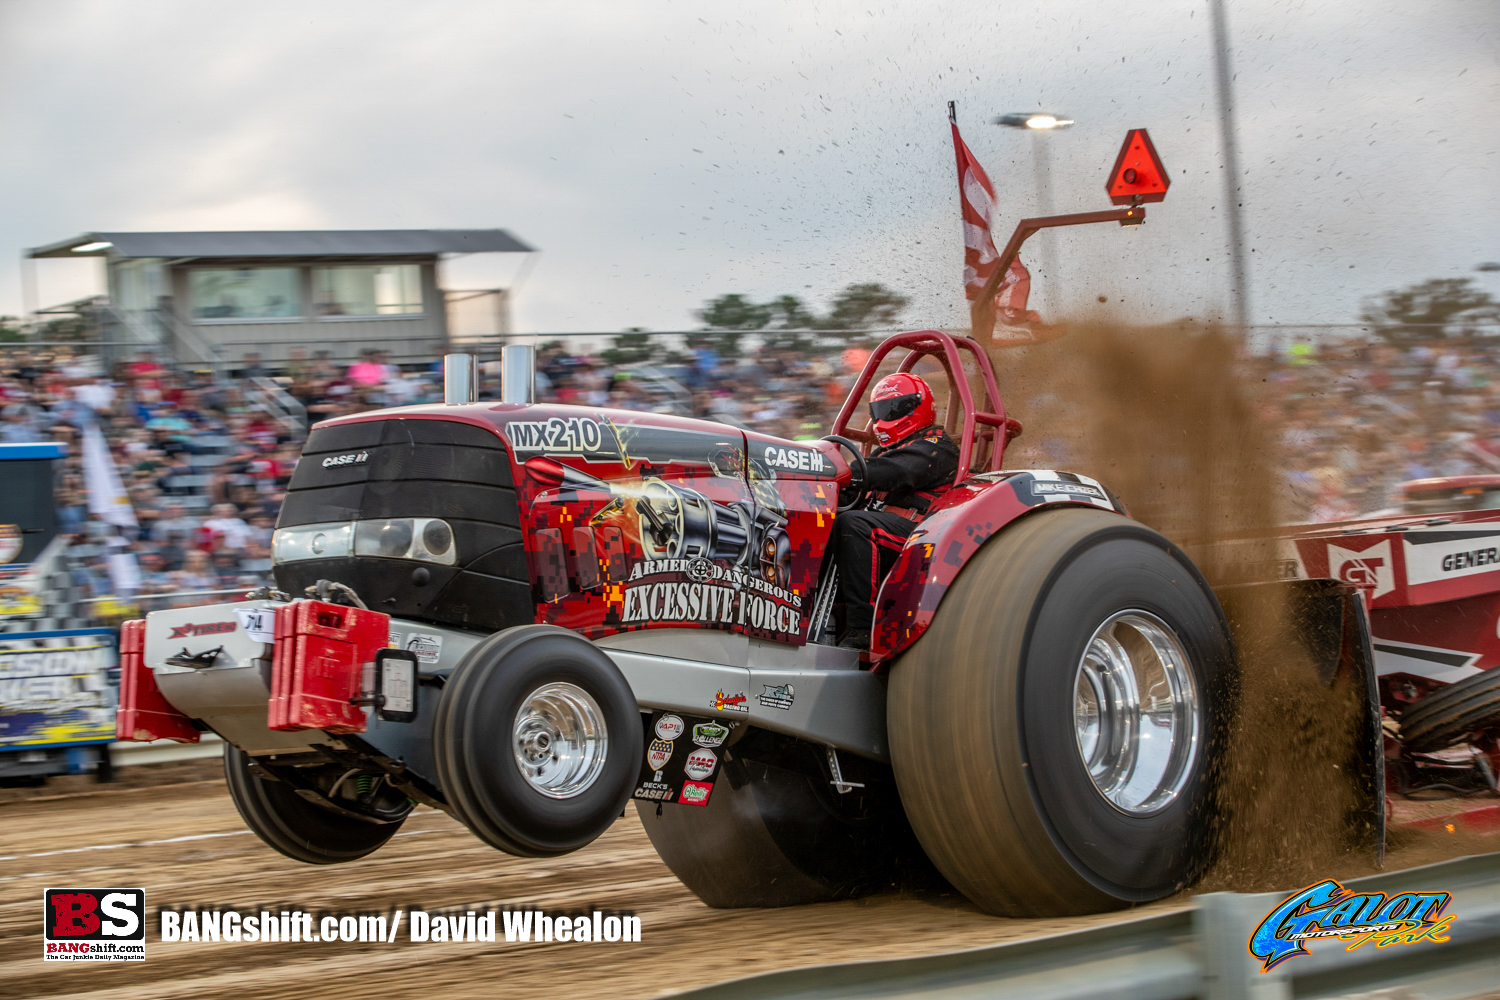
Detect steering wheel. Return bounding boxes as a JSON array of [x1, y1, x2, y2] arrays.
[[821, 435, 869, 512]]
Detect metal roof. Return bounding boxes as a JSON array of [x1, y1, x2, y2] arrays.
[[28, 229, 533, 259]]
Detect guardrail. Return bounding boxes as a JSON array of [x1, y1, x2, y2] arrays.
[[672, 851, 1500, 1000], [79, 588, 255, 614], [110, 732, 224, 767]]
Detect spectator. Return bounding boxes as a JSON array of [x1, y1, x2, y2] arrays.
[[202, 503, 253, 550], [347, 349, 390, 387]]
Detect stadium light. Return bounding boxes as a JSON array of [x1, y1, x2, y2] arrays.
[[71, 241, 113, 253], [992, 113, 1075, 130]]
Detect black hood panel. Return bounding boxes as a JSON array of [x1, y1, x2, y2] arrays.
[[275, 418, 531, 632]]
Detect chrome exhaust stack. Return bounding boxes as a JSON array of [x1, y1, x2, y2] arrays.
[[443, 353, 478, 405], [501, 344, 536, 405]]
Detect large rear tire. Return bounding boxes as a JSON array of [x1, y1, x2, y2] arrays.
[[433, 625, 642, 857], [1399, 668, 1500, 753], [637, 728, 938, 907], [888, 507, 1233, 917], [223, 744, 406, 864]]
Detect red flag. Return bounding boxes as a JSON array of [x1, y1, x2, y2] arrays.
[[951, 114, 1038, 324], [952, 118, 1000, 301], [994, 257, 1038, 326]]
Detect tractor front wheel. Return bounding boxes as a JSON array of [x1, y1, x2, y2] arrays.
[[888, 507, 1233, 917], [433, 625, 642, 857]]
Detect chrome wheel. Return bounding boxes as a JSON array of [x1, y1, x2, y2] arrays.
[[512, 682, 608, 799], [1073, 611, 1200, 815]]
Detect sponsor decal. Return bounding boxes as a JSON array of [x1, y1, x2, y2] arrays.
[[506, 416, 608, 454], [167, 621, 236, 639], [760, 444, 830, 475], [633, 780, 674, 801], [1326, 540, 1396, 599], [43, 888, 145, 961], [758, 683, 795, 710], [1030, 481, 1106, 500], [236, 608, 275, 644], [683, 748, 717, 781], [1404, 531, 1500, 587], [654, 715, 686, 741], [404, 633, 443, 665], [678, 780, 714, 806], [1247, 878, 1453, 972], [710, 690, 748, 713], [321, 451, 369, 469], [646, 739, 674, 771], [691, 722, 730, 748], [1440, 548, 1500, 571], [0, 524, 21, 564]]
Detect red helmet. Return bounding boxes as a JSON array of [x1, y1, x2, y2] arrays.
[[869, 372, 935, 445]]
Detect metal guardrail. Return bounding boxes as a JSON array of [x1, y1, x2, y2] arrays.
[[110, 732, 224, 767], [672, 851, 1500, 1000], [80, 588, 251, 610]]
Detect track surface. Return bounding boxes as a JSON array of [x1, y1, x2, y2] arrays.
[[2, 760, 1494, 1000]]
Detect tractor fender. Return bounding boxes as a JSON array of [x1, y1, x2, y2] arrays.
[[869, 471, 1126, 668]]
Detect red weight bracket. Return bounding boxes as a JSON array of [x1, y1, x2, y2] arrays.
[[115, 618, 201, 743], [269, 600, 390, 734], [268, 601, 298, 731]]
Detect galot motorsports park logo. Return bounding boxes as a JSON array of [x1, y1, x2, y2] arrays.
[[43, 888, 146, 961], [1248, 878, 1453, 972]]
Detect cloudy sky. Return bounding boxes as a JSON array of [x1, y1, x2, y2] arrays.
[[1, 0, 1495, 334]]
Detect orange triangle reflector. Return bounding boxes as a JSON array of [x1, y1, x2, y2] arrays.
[[1107, 128, 1170, 205]]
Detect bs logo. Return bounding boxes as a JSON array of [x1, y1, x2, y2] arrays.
[[43, 888, 145, 961]]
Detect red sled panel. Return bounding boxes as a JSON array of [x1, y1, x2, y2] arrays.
[[115, 618, 201, 743]]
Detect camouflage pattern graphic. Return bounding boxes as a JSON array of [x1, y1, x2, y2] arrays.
[[504, 409, 840, 646]]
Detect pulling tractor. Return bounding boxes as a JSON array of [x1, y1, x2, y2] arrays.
[[114, 132, 1499, 916], [118, 329, 1385, 919]]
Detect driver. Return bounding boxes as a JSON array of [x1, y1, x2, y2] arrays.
[[832, 372, 959, 650]]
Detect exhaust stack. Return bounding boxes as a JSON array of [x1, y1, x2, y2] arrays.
[[501, 344, 535, 404], [444, 353, 478, 405]]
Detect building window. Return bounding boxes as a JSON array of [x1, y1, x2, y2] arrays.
[[189, 268, 302, 320], [313, 264, 423, 317]]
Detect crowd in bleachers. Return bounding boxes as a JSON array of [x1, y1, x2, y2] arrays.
[[1255, 339, 1500, 521], [0, 346, 447, 608], [5, 333, 1498, 607]]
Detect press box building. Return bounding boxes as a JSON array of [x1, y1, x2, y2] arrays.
[[26, 229, 533, 368]]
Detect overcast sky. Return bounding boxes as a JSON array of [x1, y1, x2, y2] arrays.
[[1, 0, 1496, 334]]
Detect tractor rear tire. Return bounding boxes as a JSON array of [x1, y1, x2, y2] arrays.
[[888, 507, 1233, 917], [223, 744, 404, 864], [1399, 668, 1500, 753], [637, 729, 938, 907], [433, 625, 642, 857]]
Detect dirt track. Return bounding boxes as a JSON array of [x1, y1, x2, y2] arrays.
[[2, 760, 1495, 1000]]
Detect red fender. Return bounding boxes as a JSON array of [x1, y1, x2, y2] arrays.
[[869, 471, 1126, 670]]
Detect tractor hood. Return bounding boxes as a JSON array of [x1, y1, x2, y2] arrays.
[[274, 403, 849, 643]]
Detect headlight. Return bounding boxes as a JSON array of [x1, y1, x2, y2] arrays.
[[272, 518, 457, 566], [272, 522, 354, 564], [354, 518, 457, 565]]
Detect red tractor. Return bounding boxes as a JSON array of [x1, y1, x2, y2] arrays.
[[117, 331, 1265, 918], [113, 128, 1498, 913]]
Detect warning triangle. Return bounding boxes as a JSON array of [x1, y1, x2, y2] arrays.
[[1106, 129, 1170, 205]]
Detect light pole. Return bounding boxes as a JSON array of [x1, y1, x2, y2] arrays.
[[1209, 0, 1250, 337], [993, 113, 1075, 316]]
